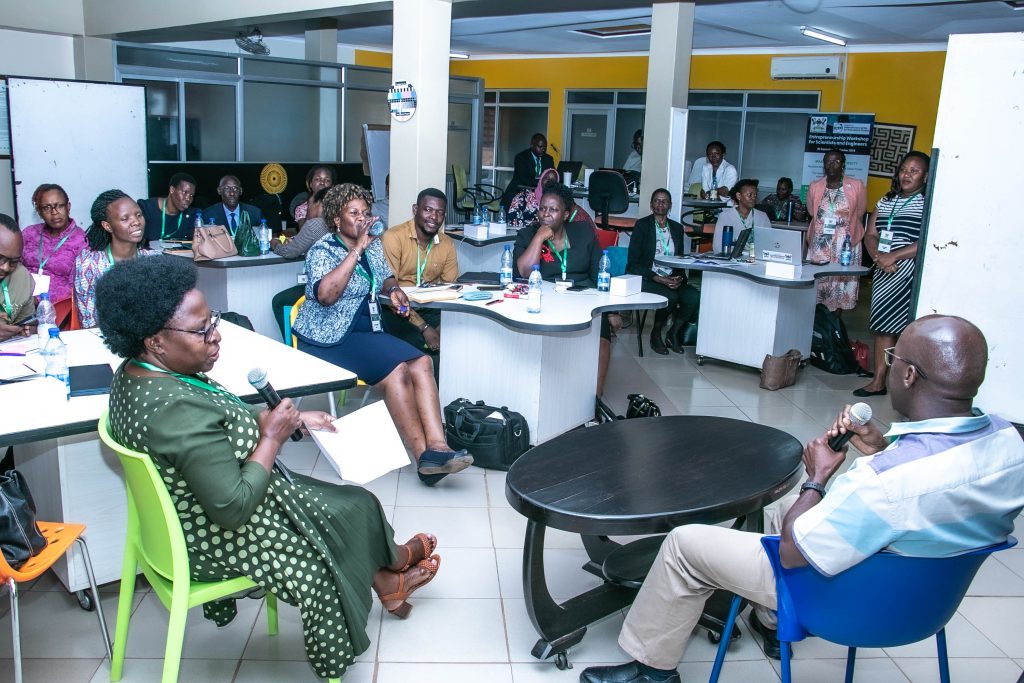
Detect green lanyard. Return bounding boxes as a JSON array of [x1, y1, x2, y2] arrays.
[[131, 360, 243, 405], [887, 192, 920, 231], [334, 235, 377, 295], [37, 228, 74, 274], [545, 235, 570, 280], [825, 178, 843, 214], [415, 240, 434, 286], [1, 280, 12, 320], [160, 201, 184, 240], [737, 210, 753, 231], [106, 245, 139, 271], [655, 219, 672, 255]]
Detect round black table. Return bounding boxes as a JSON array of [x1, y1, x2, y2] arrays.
[[505, 416, 803, 668]]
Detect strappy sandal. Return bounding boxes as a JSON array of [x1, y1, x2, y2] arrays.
[[380, 554, 441, 619], [396, 533, 438, 573]]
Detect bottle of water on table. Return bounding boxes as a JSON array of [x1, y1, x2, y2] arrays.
[[840, 234, 852, 267], [500, 245, 514, 287], [36, 292, 56, 347], [258, 219, 271, 255], [481, 206, 491, 225], [471, 205, 482, 225], [597, 249, 611, 292], [498, 207, 507, 225], [527, 265, 543, 314], [41, 327, 69, 391], [194, 213, 204, 231]]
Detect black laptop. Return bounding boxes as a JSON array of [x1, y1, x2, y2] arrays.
[[701, 228, 752, 261]]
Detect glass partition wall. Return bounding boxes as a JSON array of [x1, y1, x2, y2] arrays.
[[116, 43, 484, 182]]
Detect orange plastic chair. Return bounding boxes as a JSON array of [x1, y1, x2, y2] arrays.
[[0, 521, 112, 683]]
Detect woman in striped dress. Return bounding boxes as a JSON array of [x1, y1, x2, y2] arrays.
[[854, 151, 930, 396]]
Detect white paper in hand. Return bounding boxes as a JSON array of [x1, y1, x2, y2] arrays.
[[308, 401, 409, 485]]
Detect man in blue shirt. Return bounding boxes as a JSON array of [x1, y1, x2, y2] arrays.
[[581, 315, 1024, 683], [203, 175, 264, 236]]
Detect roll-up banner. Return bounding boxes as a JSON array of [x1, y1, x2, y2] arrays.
[[800, 113, 875, 201]]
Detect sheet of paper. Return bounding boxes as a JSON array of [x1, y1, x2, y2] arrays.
[[0, 357, 42, 381], [0, 337, 40, 353], [308, 400, 410, 485]]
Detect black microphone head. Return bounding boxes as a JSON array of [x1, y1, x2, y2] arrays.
[[849, 402, 873, 426], [247, 367, 269, 390]]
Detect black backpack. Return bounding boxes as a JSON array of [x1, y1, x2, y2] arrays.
[[809, 304, 858, 375]]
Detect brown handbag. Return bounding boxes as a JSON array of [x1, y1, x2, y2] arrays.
[[192, 225, 238, 261], [760, 349, 802, 391]]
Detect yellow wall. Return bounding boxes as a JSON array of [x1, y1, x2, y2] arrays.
[[354, 49, 946, 205]]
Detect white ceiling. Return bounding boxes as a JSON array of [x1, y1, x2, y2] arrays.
[[121, 0, 1024, 56]]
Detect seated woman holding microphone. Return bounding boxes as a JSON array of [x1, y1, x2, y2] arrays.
[[627, 189, 700, 355], [98, 255, 441, 682], [292, 183, 472, 486]]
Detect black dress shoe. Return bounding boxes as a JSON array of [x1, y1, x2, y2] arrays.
[[852, 386, 887, 397], [748, 611, 782, 660], [579, 661, 680, 683]]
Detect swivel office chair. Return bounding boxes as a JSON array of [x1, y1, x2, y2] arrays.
[[586, 170, 630, 231]]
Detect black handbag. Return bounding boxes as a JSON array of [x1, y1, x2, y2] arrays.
[[0, 470, 47, 569], [625, 393, 662, 418], [443, 399, 530, 471]]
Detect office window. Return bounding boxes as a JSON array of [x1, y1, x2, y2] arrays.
[[123, 78, 179, 161], [246, 82, 342, 162], [343, 89, 391, 162], [686, 91, 819, 194], [184, 82, 237, 161], [481, 90, 549, 188], [564, 90, 646, 169]]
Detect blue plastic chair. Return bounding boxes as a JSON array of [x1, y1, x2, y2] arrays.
[[710, 535, 1016, 683]]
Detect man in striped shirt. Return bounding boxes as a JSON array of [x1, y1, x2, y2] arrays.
[[582, 315, 1024, 683]]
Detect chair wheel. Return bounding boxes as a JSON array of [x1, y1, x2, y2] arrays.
[[76, 589, 95, 612], [554, 652, 572, 670], [696, 356, 706, 366], [707, 630, 722, 644]]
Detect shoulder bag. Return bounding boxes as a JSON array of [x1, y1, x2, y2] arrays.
[[625, 393, 661, 418], [0, 470, 47, 570], [443, 399, 530, 470], [760, 349, 802, 390], [233, 213, 261, 257], [193, 225, 238, 261]]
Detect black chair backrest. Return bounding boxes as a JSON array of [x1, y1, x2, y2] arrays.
[[587, 171, 630, 226]]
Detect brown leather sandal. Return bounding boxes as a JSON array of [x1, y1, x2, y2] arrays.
[[380, 554, 441, 619], [396, 533, 438, 573]]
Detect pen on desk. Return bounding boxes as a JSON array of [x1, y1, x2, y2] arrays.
[[0, 352, 26, 357], [485, 299, 503, 306]]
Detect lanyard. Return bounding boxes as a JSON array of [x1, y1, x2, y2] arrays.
[[131, 360, 243, 405], [37, 228, 74, 274], [1, 280, 11, 320], [415, 240, 434, 286], [333, 235, 378, 295], [824, 178, 843, 214], [106, 245, 138, 271], [655, 219, 671, 255], [545, 235, 570, 280], [887, 192, 920, 231], [160, 201, 184, 240], [737, 210, 753, 231]]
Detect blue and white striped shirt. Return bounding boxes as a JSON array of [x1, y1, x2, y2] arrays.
[[793, 410, 1024, 576]]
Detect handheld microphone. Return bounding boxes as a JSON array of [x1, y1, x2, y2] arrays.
[[827, 402, 873, 452], [247, 367, 303, 442]]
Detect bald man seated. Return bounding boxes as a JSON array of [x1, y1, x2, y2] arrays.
[[202, 175, 264, 237], [581, 315, 1024, 683]]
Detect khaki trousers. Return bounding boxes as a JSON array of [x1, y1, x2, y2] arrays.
[[617, 501, 795, 670]]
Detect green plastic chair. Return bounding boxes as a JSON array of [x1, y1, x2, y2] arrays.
[[97, 412, 339, 683]]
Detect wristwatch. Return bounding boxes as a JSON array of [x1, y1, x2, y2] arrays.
[[418, 322, 431, 332], [384, 285, 400, 296], [800, 481, 827, 498]]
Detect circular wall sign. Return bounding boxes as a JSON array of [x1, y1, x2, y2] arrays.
[[387, 80, 417, 122]]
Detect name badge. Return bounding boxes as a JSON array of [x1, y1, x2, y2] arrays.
[[821, 219, 837, 236], [367, 296, 383, 333], [878, 230, 894, 254], [31, 273, 51, 297]]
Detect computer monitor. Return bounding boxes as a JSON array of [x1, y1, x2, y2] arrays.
[[557, 161, 583, 181]]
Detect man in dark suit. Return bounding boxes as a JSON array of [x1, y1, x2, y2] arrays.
[[202, 175, 264, 236], [501, 133, 554, 208]]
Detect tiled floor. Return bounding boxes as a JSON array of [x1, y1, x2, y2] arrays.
[[3, 298, 1023, 682]]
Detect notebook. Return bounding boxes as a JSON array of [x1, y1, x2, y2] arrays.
[[68, 364, 115, 397]]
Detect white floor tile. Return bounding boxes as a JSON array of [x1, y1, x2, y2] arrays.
[[678, 659, 781, 682], [485, 470, 510, 507], [660, 387, 734, 408], [378, 662, 514, 683], [892, 656, 1022, 683], [969, 557, 1024, 596], [394, 466, 488, 507], [276, 439, 321, 472], [770, 656, 910, 681], [679, 616, 765, 662], [995, 548, 1024, 581], [424, 547, 501, 599], [511, 661, 624, 683], [0, 590, 120, 659], [0, 658, 103, 683], [488, 507, 584, 550], [242, 598, 384, 664], [234, 659, 373, 682], [494, 547, 604, 602], [90, 658, 236, 683], [391, 506, 493, 548], [883, 613, 1004, 658], [959, 597, 1024, 657], [503, 598, 625, 664], [378, 598, 507, 662]]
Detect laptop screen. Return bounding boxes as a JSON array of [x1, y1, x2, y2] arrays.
[[753, 227, 802, 264]]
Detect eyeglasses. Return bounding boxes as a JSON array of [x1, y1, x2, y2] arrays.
[[0, 254, 22, 268], [219, 185, 242, 194], [38, 203, 68, 214], [163, 310, 221, 344], [883, 346, 929, 380]]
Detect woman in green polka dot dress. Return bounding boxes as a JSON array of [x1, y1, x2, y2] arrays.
[[97, 256, 440, 681]]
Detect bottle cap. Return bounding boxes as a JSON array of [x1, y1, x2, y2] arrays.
[[39, 292, 49, 300], [48, 327, 60, 337], [532, 264, 540, 270]]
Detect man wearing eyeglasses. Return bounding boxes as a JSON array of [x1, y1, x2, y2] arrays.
[[380, 188, 458, 374], [0, 214, 36, 341], [581, 315, 1024, 683], [203, 175, 264, 237]]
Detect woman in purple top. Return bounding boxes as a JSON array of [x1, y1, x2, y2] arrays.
[[20, 183, 88, 325]]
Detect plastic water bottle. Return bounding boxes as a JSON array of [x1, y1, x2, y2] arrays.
[[258, 219, 270, 255], [597, 250, 611, 292], [36, 292, 56, 347], [747, 233, 756, 260], [498, 207, 507, 224], [722, 225, 734, 255], [481, 206, 491, 225], [471, 206, 482, 225], [499, 245, 514, 287], [527, 265, 543, 314], [41, 327, 68, 390], [840, 234, 852, 266], [194, 213, 204, 230]]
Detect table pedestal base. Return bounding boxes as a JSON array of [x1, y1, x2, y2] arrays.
[[196, 260, 303, 339]]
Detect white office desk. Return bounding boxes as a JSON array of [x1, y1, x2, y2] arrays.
[[655, 255, 868, 369], [159, 244, 304, 339], [416, 283, 665, 444], [445, 227, 517, 274], [2, 322, 356, 594]]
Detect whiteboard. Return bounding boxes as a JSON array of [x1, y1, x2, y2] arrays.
[[8, 78, 147, 230]]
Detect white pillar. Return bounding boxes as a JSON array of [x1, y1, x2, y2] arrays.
[[389, 0, 452, 225], [639, 2, 694, 211], [305, 22, 340, 161], [73, 35, 114, 82]]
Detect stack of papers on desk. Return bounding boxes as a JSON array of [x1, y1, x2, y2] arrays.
[[407, 287, 461, 303], [308, 401, 409, 485], [0, 354, 44, 382]]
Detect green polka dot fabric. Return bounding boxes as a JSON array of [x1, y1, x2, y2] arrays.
[[109, 366, 398, 679]]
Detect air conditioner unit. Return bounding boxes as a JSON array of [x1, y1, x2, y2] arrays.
[[770, 56, 844, 80]]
